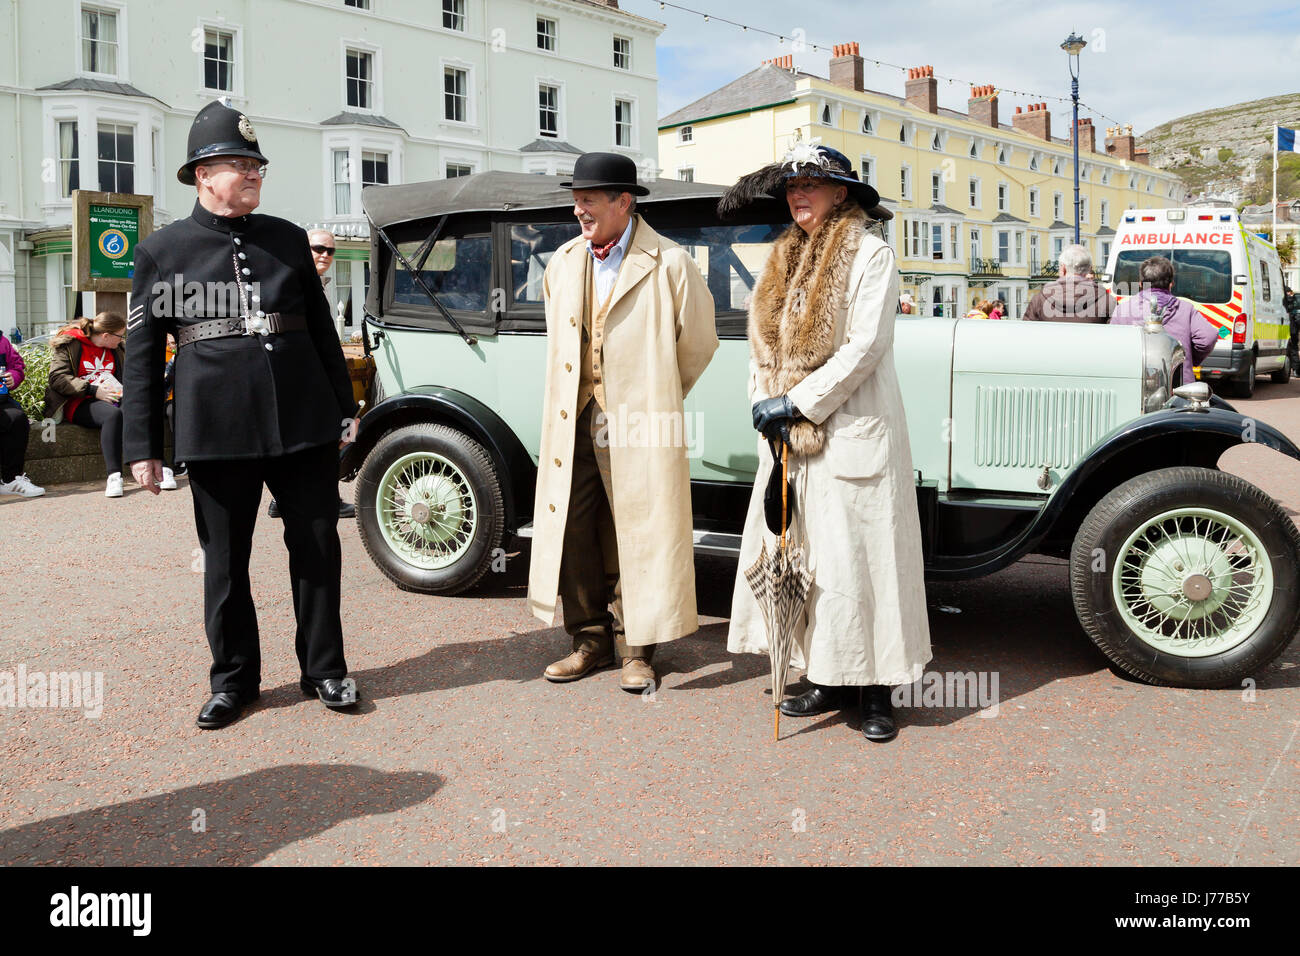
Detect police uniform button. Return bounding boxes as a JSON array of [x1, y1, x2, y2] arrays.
[[264, 343, 273, 351], [256, 310, 265, 317], [238, 252, 247, 260], [241, 268, 251, 276], [233, 237, 242, 246]]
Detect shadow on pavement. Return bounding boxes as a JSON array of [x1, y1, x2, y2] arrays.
[[0, 765, 441, 866]]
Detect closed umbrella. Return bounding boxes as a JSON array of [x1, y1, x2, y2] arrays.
[[744, 439, 812, 740]]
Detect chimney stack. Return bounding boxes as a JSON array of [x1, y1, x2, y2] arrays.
[[1011, 101, 1052, 141], [905, 65, 938, 114], [762, 54, 794, 71], [1071, 117, 1096, 153], [829, 42, 864, 93], [968, 84, 999, 129], [1104, 123, 1136, 161]]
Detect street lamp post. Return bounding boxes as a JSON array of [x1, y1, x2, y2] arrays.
[[1061, 32, 1087, 245]]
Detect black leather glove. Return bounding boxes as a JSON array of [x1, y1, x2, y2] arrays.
[[751, 395, 802, 442]]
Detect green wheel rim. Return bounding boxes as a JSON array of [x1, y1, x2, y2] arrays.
[[1112, 507, 1273, 657], [376, 451, 478, 571]]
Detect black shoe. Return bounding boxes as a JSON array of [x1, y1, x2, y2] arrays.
[[267, 498, 281, 519], [778, 683, 848, 717], [337, 498, 355, 519], [172, 462, 188, 477], [860, 685, 898, 742], [196, 689, 258, 729], [300, 676, 359, 708]]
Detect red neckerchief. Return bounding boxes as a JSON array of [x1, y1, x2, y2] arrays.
[[590, 236, 620, 261]]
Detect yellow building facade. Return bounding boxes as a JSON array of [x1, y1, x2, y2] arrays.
[[658, 50, 1184, 317]]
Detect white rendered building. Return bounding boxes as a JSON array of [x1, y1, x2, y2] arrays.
[[0, 0, 663, 335]]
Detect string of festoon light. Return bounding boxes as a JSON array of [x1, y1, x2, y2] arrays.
[[641, 0, 1128, 130]]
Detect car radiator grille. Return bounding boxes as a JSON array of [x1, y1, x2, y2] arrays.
[[973, 385, 1119, 469]]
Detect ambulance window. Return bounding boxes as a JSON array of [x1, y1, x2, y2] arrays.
[[1171, 250, 1231, 304], [1261, 260, 1270, 301]]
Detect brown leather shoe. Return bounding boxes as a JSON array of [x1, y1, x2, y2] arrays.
[[544, 639, 614, 683], [620, 658, 656, 693]]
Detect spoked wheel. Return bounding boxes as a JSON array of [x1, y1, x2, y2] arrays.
[[356, 423, 504, 594], [1071, 467, 1300, 687]]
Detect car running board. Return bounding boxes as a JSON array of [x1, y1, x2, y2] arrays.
[[513, 524, 742, 557]]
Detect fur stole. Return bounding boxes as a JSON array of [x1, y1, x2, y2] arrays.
[[749, 202, 868, 456]]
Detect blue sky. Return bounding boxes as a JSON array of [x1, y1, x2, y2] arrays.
[[630, 0, 1300, 137]]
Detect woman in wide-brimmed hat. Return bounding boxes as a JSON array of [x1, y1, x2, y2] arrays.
[[722, 141, 932, 743]]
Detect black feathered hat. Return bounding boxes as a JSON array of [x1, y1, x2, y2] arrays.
[[178, 99, 270, 185], [718, 141, 890, 222]]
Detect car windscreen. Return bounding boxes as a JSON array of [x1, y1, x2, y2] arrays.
[[1113, 249, 1232, 304], [392, 235, 493, 312], [507, 221, 784, 336]]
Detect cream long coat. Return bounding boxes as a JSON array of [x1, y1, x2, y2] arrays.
[[527, 214, 718, 646], [727, 233, 932, 686]]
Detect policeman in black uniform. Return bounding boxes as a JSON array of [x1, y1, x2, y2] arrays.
[[123, 100, 360, 729]]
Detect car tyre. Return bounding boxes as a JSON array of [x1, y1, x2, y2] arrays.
[[1229, 352, 1256, 398], [1070, 466, 1300, 688], [355, 423, 504, 595], [1270, 357, 1290, 385]]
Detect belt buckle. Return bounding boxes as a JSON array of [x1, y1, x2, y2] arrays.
[[243, 312, 270, 336]]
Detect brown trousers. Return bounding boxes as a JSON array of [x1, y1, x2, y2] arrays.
[[557, 400, 653, 662]]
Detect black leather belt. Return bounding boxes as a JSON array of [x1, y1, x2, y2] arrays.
[[177, 312, 307, 347]]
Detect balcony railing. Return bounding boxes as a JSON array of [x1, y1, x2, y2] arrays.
[[969, 257, 1003, 277]]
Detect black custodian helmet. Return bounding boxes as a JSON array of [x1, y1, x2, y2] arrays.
[[178, 99, 270, 185]]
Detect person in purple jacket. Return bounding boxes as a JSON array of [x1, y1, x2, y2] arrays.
[[0, 331, 45, 497], [1110, 256, 1219, 386]]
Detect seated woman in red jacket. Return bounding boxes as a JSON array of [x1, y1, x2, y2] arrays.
[[43, 312, 133, 498]]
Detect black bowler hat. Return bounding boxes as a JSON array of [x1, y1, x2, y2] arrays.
[[178, 99, 270, 185], [561, 151, 650, 196]]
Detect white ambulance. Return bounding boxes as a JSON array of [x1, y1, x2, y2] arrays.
[[1103, 206, 1290, 397]]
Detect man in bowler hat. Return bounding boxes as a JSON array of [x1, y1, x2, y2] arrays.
[[123, 100, 360, 728], [526, 152, 717, 693]]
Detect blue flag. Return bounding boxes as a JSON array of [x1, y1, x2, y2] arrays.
[[1280, 126, 1296, 152]]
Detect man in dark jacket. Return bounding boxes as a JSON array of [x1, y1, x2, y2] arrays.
[[123, 100, 360, 729], [1024, 244, 1115, 323]]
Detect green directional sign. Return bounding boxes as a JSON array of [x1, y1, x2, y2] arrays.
[[73, 190, 153, 293], [87, 203, 139, 280]]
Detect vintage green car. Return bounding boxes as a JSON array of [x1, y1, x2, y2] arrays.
[[342, 172, 1300, 689]]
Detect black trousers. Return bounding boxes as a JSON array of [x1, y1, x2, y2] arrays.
[[0, 396, 30, 482], [187, 442, 347, 694], [68, 399, 123, 475]]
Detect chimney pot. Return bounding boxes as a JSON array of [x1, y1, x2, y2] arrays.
[[1013, 99, 1052, 141], [905, 64, 938, 114]]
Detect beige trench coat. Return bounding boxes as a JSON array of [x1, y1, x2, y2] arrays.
[[727, 234, 933, 686], [527, 214, 718, 646]]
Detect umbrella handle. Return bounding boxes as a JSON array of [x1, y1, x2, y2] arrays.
[[780, 442, 788, 552]]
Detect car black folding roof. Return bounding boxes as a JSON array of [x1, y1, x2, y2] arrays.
[[362, 171, 732, 228]]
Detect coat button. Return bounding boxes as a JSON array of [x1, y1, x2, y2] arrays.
[[233, 237, 242, 246], [264, 343, 273, 351], [560, 410, 568, 419], [569, 317, 576, 326], [241, 268, 251, 276], [548, 504, 556, 512], [554, 458, 561, 467], [238, 252, 247, 260], [564, 362, 572, 372]]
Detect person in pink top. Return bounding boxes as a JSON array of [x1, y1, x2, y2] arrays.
[[0, 330, 44, 497], [1109, 256, 1218, 386]]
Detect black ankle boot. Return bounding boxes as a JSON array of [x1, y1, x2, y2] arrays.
[[778, 683, 848, 717], [860, 685, 898, 742]]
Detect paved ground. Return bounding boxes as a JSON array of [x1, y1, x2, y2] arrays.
[[2, 385, 1299, 866]]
